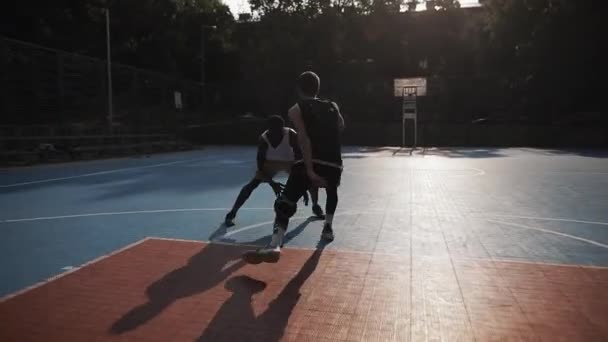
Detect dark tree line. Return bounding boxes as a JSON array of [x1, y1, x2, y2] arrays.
[[1, 0, 238, 83], [480, 0, 603, 121], [1, 0, 603, 122]]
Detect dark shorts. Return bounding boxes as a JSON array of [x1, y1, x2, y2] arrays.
[[282, 163, 342, 203], [313, 163, 342, 187]]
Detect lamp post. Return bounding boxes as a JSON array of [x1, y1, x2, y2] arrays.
[[105, 8, 113, 133], [201, 25, 217, 87], [200, 25, 216, 118]]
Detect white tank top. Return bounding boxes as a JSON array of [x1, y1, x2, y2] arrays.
[[262, 128, 295, 162]]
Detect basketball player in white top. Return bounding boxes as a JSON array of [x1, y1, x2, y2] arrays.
[[225, 115, 324, 226]]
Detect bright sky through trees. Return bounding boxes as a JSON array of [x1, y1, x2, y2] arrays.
[[224, 0, 480, 17]]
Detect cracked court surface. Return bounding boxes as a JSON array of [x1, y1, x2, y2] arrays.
[[0, 146, 607, 341]]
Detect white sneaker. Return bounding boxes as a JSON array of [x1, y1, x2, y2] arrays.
[[242, 226, 284, 264], [269, 226, 285, 248]]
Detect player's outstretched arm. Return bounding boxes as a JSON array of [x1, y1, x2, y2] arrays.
[[332, 102, 345, 132], [288, 128, 303, 158], [256, 137, 271, 182]]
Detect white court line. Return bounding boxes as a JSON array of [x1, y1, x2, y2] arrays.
[[468, 167, 486, 176], [485, 219, 608, 249], [222, 213, 348, 238], [0, 207, 398, 224], [470, 256, 608, 270], [0, 233, 387, 303], [0, 207, 273, 223], [410, 167, 485, 176], [0, 237, 152, 303], [3, 230, 608, 302], [475, 213, 608, 226], [153, 236, 608, 269], [344, 167, 485, 178], [154, 236, 404, 258], [222, 219, 288, 238], [4, 206, 607, 228], [221, 211, 368, 239], [0, 156, 220, 188]]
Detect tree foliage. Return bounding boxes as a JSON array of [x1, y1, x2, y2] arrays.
[[238, 0, 601, 121], [481, 0, 602, 117], [1, 0, 236, 82], [2, 0, 601, 122]]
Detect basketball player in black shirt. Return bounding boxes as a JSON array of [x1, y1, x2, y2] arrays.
[[244, 71, 344, 263]]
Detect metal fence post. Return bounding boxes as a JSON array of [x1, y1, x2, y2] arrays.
[[56, 52, 65, 122], [105, 9, 113, 134]]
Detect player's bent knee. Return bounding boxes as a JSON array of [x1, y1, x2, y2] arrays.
[[274, 197, 297, 219]]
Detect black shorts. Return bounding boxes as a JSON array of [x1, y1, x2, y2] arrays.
[[282, 163, 342, 203]]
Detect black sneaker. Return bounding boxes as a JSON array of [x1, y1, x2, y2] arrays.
[[242, 245, 281, 264], [312, 204, 325, 219], [321, 223, 334, 241], [224, 212, 236, 227]]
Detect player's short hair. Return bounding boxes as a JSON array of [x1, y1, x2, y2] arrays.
[[267, 115, 284, 131], [296, 71, 320, 97]]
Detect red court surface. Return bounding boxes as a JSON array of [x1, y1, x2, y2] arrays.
[[1, 237, 607, 341]]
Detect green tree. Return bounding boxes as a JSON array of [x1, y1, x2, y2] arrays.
[[481, 0, 602, 120], [1, 0, 236, 81]]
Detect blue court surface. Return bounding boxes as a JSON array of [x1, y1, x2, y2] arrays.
[[1, 146, 608, 297]]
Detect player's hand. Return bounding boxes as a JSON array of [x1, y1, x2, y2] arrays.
[[307, 170, 327, 188], [270, 181, 284, 197]]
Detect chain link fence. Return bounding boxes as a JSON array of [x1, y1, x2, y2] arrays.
[[0, 37, 207, 133], [2, 36, 603, 148]]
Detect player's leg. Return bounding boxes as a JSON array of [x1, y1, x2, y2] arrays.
[[243, 165, 309, 263], [318, 165, 342, 241], [225, 177, 263, 226], [271, 165, 309, 247], [226, 163, 282, 226], [309, 187, 325, 219], [321, 185, 338, 241]]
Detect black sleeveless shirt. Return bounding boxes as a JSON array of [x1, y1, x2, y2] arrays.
[[297, 98, 342, 167]]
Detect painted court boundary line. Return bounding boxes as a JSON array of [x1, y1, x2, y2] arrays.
[[3, 236, 607, 304], [221, 211, 359, 238], [486, 219, 608, 249], [0, 237, 273, 303], [344, 167, 485, 178], [0, 207, 407, 223], [0, 207, 455, 223], [3, 207, 606, 251], [154, 237, 608, 270], [3, 208, 608, 226], [473, 213, 608, 226], [0, 237, 153, 303], [0, 208, 273, 223], [0, 156, 220, 188]]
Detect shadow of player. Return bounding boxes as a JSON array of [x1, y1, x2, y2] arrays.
[[110, 218, 320, 334], [197, 241, 328, 342]]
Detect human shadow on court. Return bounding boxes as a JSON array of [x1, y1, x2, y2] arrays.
[[110, 218, 318, 334], [543, 149, 608, 158], [341, 146, 509, 159], [197, 241, 327, 341]]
